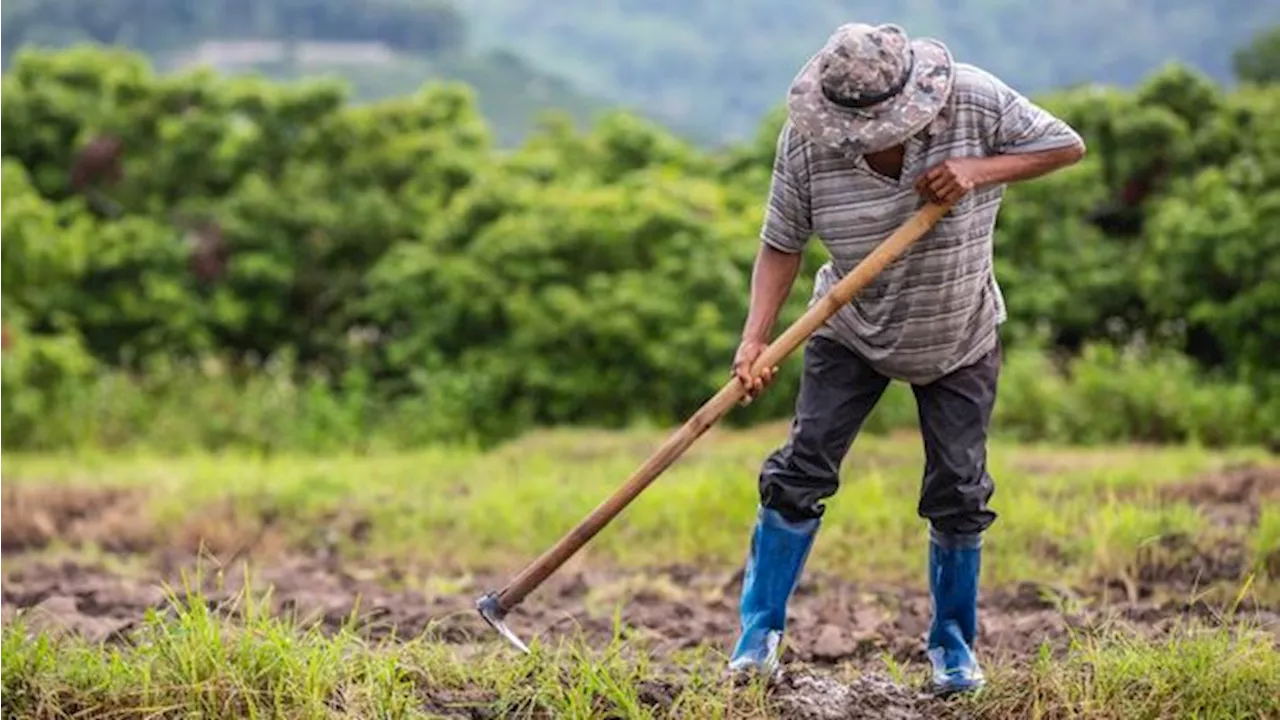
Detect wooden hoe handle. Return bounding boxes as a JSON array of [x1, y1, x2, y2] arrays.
[[490, 202, 952, 612]]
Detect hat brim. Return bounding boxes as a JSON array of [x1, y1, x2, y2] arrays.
[[786, 37, 955, 155]]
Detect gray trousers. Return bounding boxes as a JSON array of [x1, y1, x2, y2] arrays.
[[759, 335, 1000, 536]]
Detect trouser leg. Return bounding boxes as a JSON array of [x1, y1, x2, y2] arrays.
[[758, 335, 891, 522], [912, 342, 1001, 695], [729, 335, 889, 674]]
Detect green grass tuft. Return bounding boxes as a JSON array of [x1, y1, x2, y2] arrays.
[[4, 430, 1278, 718], [972, 621, 1280, 720], [4, 433, 1274, 591], [3, 582, 1277, 719]]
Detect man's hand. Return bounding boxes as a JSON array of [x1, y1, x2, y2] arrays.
[[732, 337, 778, 405], [915, 157, 987, 205], [916, 145, 1087, 205]]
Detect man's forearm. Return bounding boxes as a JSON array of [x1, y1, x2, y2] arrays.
[[742, 244, 804, 342], [976, 143, 1085, 186]]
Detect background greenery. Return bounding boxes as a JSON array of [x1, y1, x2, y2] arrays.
[[0, 0, 610, 146], [5, 0, 1280, 146], [2, 22, 1278, 454], [3, 15, 1278, 720]]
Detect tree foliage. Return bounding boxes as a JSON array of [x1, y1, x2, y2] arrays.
[[0, 0, 609, 147], [1234, 25, 1280, 85], [2, 46, 1278, 449]]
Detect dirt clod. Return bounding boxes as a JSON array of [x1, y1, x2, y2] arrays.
[[772, 670, 940, 720], [810, 623, 858, 662]]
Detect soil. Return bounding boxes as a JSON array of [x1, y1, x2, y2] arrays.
[[6, 555, 1275, 657], [1158, 461, 1280, 527], [6, 556, 1275, 719], [1, 485, 153, 554], [3, 461, 1279, 718]]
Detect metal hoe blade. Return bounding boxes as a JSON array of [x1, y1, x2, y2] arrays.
[[475, 592, 530, 654]]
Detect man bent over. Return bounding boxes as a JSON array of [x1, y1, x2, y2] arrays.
[[727, 22, 1085, 696]]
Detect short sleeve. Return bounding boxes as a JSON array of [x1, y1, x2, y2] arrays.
[[759, 122, 813, 254], [981, 71, 1086, 156]]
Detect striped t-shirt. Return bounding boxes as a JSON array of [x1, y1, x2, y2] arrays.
[[761, 62, 1084, 385]]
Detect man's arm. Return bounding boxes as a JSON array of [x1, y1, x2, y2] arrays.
[[741, 244, 804, 345], [735, 123, 812, 400], [970, 143, 1084, 185], [917, 70, 1086, 203]]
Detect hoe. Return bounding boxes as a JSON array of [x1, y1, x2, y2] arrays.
[[476, 201, 953, 653]]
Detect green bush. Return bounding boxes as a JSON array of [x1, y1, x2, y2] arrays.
[[994, 342, 1277, 448], [5, 339, 1273, 453], [2, 47, 1278, 452]]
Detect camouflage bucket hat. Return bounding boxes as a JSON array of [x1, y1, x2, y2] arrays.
[[787, 23, 955, 155]]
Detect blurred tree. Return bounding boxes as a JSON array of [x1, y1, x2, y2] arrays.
[[1234, 25, 1280, 84], [1, 45, 1277, 443], [0, 0, 611, 147]]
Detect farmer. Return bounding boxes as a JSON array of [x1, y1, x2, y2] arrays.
[[727, 22, 1086, 695]]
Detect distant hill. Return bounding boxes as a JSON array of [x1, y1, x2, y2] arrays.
[[459, 0, 1280, 143], [0, 0, 469, 65], [0, 0, 611, 146], [157, 39, 606, 146]]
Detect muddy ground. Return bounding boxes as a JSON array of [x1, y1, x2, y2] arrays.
[[13, 557, 1277, 720], [3, 462, 1279, 719]]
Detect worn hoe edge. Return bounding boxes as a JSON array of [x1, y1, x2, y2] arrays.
[[475, 592, 531, 654]]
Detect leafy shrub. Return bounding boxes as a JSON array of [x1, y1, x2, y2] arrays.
[[1, 48, 1278, 452]]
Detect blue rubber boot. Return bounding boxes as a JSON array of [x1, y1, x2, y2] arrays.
[[727, 506, 820, 678], [926, 528, 986, 696]]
